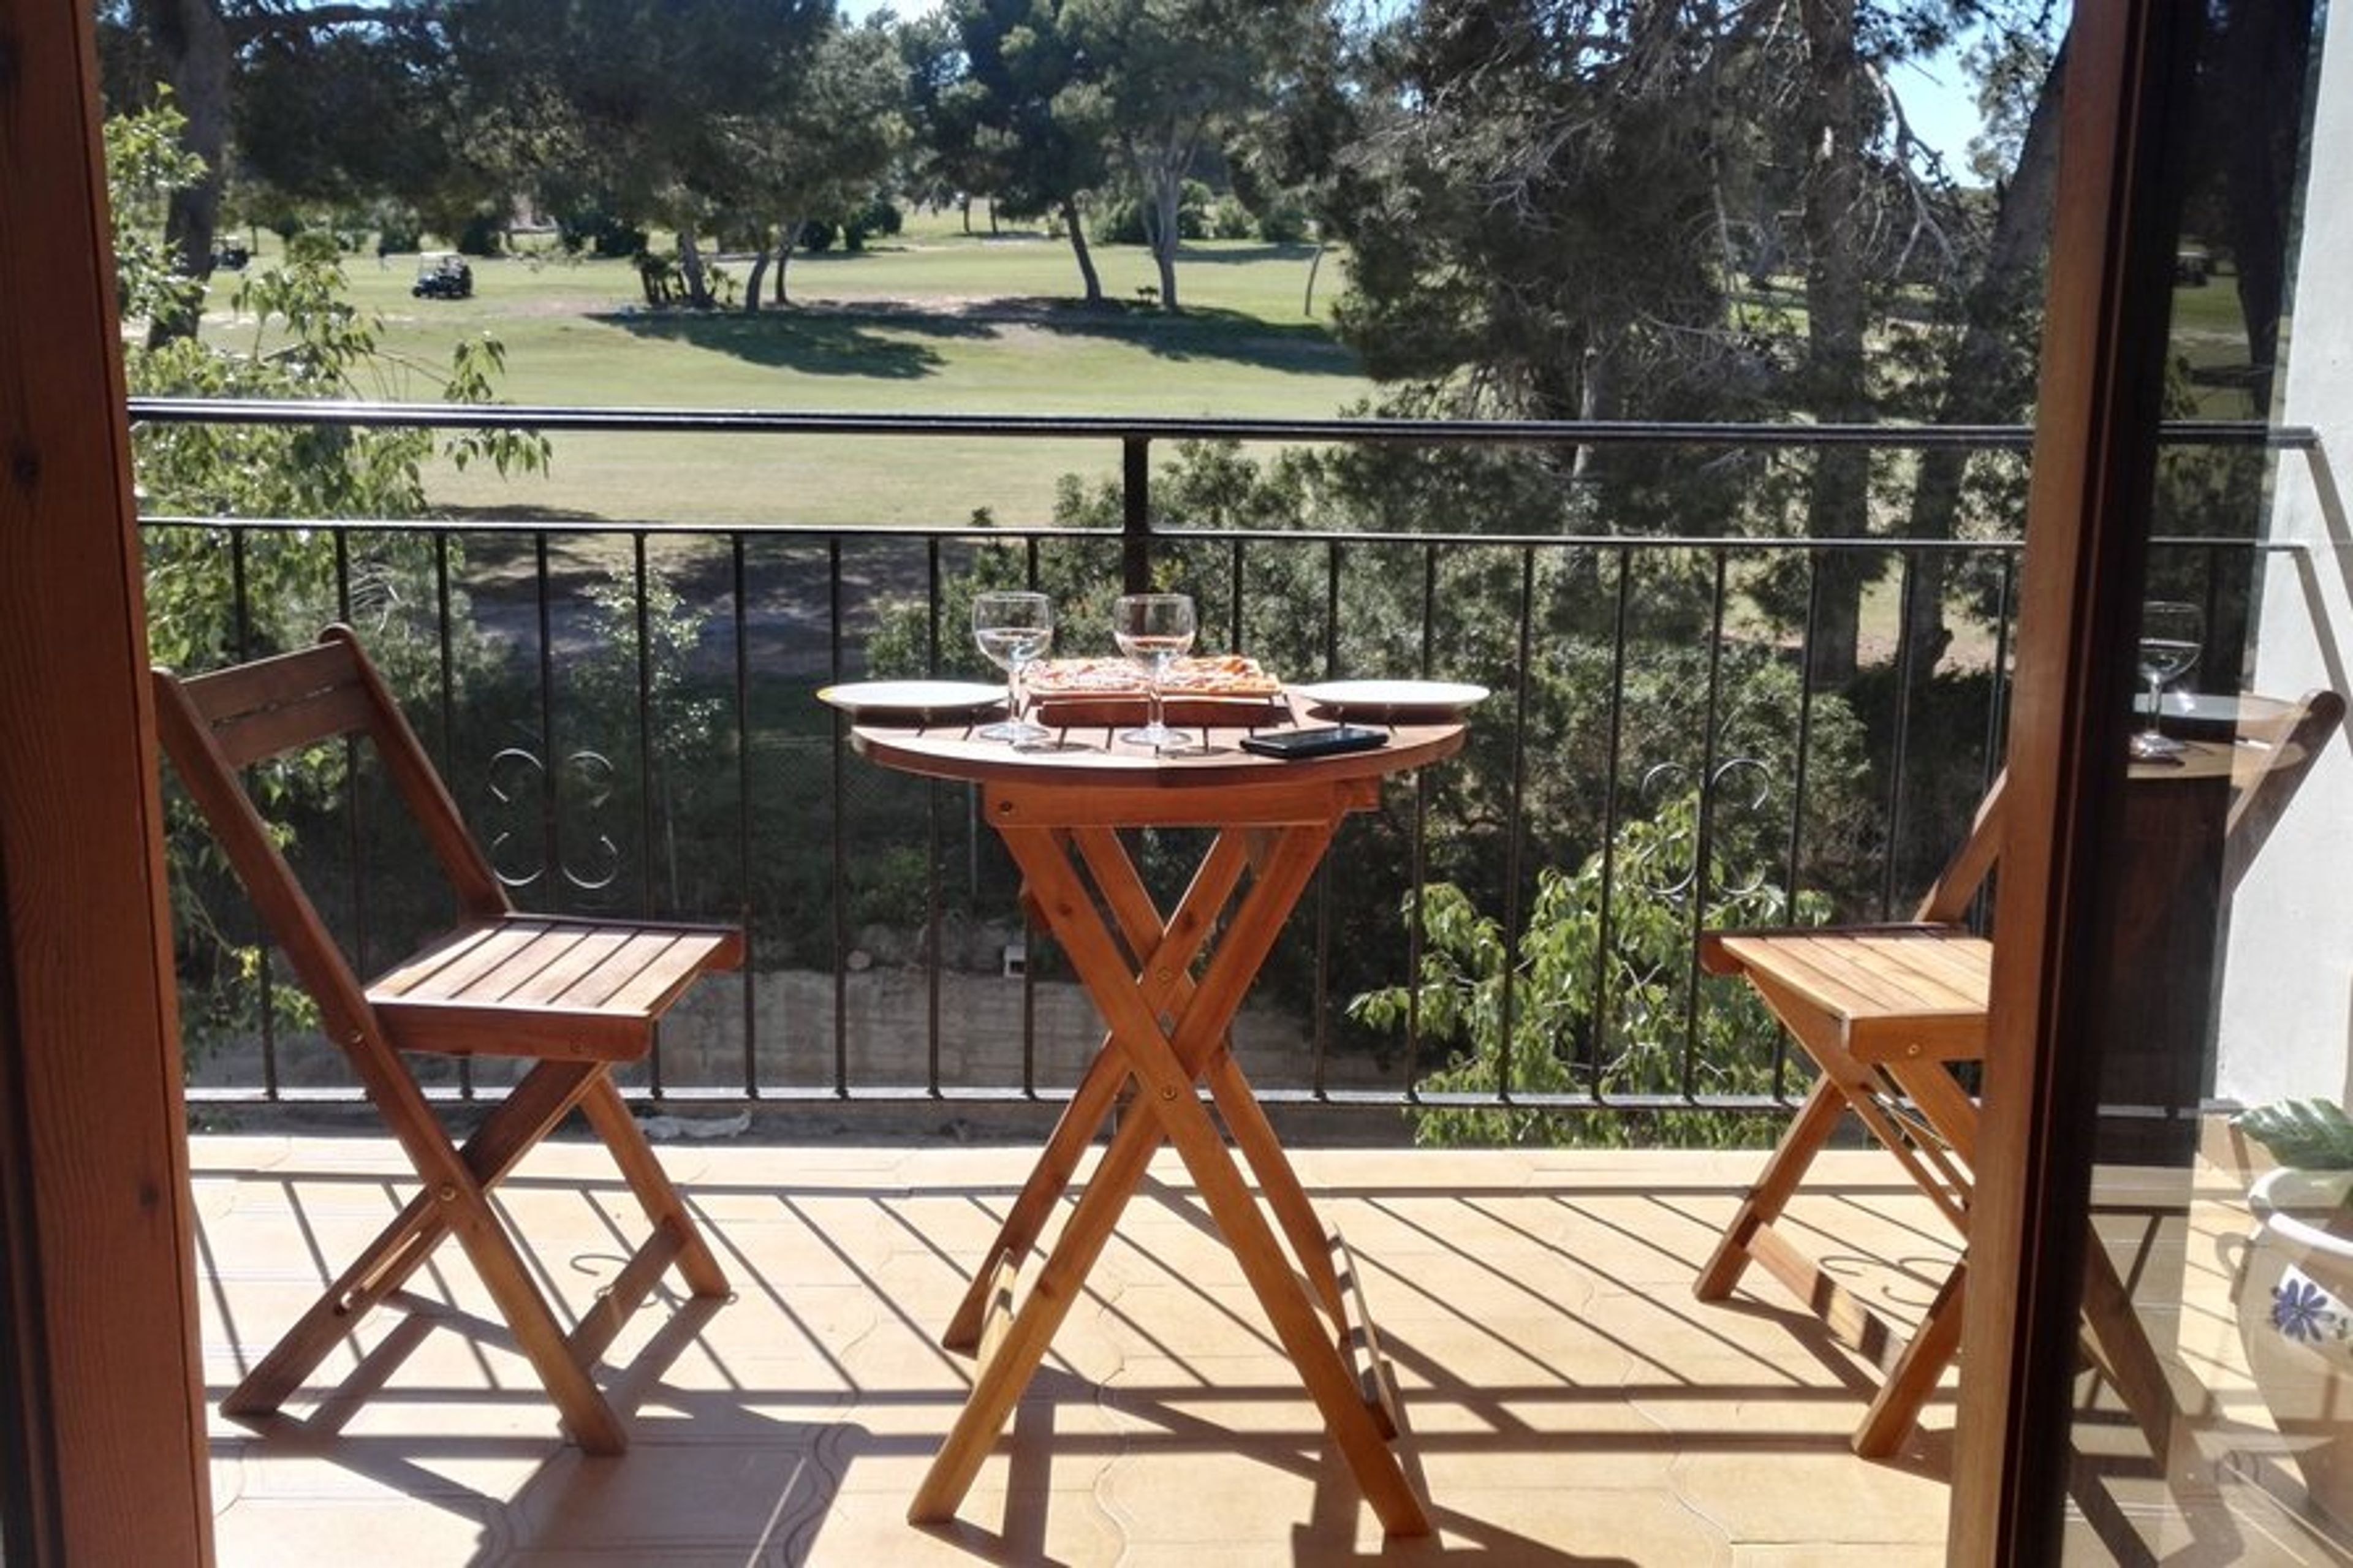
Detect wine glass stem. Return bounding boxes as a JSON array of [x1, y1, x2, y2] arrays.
[[2146, 673, 2164, 742]]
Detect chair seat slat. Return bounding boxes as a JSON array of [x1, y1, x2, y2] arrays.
[[371, 920, 560, 1001]]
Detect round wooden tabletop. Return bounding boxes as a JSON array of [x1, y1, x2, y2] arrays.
[[850, 716, 1466, 792]]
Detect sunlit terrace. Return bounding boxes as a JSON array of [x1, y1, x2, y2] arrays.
[[138, 401, 2353, 1565], [189, 1131, 2342, 1564]]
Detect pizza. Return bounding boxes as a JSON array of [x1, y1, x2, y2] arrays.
[[1026, 654, 1281, 700]]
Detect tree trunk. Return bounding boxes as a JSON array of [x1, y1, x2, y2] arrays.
[[743, 243, 770, 313], [1895, 36, 2069, 697], [138, 0, 230, 344], [676, 229, 713, 309], [1148, 162, 1182, 311], [1797, 0, 1872, 692], [773, 215, 803, 308], [1059, 194, 1104, 306]]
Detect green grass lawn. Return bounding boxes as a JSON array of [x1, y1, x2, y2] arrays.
[[205, 211, 1370, 528]]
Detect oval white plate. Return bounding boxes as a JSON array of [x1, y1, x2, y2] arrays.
[[1289, 679, 1490, 717], [817, 680, 1006, 719]]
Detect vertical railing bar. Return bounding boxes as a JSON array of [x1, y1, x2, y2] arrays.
[[1020, 534, 1041, 1093], [2203, 540, 2226, 695], [1589, 547, 1633, 1094], [1974, 547, 2018, 933], [733, 532, 757, 1098], [1783, 551, 1822, 920], [1772, 547, 1827, 1100], [1402, 543, 1439, 1099], [1121, 436, 1151, 592], [230, 528, 252, 661], [229, 529, 279, 1101], [1322, 539, 1342, 679], [334, 531, 366, 977], [829, 537, 849, 1097], [1881, 550, 1920, 919], [925, 537, 945, 1099], [632, 531, 665, 1099], [435, 532, 475, 1102], [1308, 534, 1343, 1096], [1679, 548, 1733, 1104], [1228, 536, 1245, 652], [1986, 548, 2018, 793], [1496, 547, 1537, 1102], [1311, 849, 1334, 1101], [534, 532, 561, 916]]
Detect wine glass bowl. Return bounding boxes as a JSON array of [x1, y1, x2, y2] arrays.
[[972, 590, 1053, 746], [2131, 600, 2202, 760], [1112, 593, 1198, 752]]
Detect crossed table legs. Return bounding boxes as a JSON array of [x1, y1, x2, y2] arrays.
[[909, 778, 1431, 1536]]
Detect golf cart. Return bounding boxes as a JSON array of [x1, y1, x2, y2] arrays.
[[412, 252, 474, 300]]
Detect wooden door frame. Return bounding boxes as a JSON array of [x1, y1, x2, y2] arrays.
[[1953, 2, 2205, 1559], [0, 4, 215, 1563]]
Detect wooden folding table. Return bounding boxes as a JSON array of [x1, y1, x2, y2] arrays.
[[850, 715, 1463, 1537]]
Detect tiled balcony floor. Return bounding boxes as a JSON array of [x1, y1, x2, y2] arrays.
[[186, 1132, 2337, 1566]]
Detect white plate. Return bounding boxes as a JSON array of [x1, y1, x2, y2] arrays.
[[1289, 679, 1491, 718], [817, 680, 1006, 719], [2131, 689, 2295, 738]]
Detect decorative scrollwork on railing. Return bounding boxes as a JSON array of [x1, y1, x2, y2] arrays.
[[485, 746, 623, 893], [1631, 754, 1779, 901]]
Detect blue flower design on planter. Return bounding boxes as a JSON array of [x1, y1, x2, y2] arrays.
[[2275, 1274, 2343, 1344]]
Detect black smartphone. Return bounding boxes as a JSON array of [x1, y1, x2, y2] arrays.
[[1239, 724, 1389, 760]]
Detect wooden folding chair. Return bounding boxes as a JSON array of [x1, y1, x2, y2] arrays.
[[1692, 688, 2344, 1458], [154, 624, 743, 1453]]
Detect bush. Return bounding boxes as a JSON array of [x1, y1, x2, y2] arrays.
[[1094, 179, 1215, 245], [558, 208, 649, 259], [1254, 195, 1311, 244], [371, 205, 423, 256], [1210, 195, 1256, 241], [844, 197, 903, 251], [454, 210, 505, 257]]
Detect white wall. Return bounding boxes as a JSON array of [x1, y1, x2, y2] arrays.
[[2213, 6, 2353, 1109]]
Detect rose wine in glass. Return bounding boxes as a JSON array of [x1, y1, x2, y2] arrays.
[[1112, 593, 1197, 752], [972, 590, 1053, 746], [2131, 599, 2202, 760]]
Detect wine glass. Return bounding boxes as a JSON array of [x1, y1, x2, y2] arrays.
[[972, 590, 1053, 746], [2131, 599, 2202, 760], [1112, 593, 1197, 752]]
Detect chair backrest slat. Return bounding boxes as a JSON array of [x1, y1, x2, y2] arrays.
[[152, 658, 379, 1047], [186, 649, 380, 769], [196, 673, 381, 767]]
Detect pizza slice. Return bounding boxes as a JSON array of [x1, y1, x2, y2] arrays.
[[1026, 654, 1281, 700]]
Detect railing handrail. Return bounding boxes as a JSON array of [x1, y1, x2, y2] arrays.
[[123, 396, 2318, 451]]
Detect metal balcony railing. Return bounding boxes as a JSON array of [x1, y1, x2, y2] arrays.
[[134, 400, 2311, 1136]]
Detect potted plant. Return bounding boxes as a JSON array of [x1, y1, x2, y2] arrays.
[[2232, 1099, 2353, 1526]]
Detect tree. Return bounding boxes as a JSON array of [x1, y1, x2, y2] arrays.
[[726, 21, 911, 311], [1064, 0, 1316, 310], [115, 0, 390, 339], [1354, 795, 1832, 1148], [928, 0, 1116, 305], [442, 0, 834, 308]]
